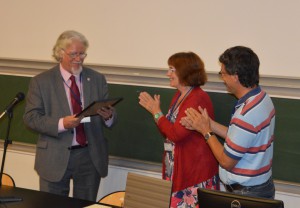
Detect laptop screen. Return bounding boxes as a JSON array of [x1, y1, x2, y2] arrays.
[[197, 188, 284, 208]]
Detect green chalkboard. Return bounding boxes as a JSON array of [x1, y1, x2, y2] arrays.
[[0, 75, 37, 144], [271, 98, 300, 183], [0, 75, 300, 184], [105, 85, 175, 162]]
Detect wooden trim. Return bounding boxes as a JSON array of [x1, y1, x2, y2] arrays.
[[1, 58, 300, 99]]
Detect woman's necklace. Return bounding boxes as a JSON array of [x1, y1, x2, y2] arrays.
[[167, 86, 194, 121]]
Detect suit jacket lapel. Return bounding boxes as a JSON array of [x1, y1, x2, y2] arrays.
[[81, 68, 92, 108], [53, 66, 71, 115]]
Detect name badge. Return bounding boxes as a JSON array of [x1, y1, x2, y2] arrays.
[[81, 117, 91, 123], [164, 143, 173, 151]]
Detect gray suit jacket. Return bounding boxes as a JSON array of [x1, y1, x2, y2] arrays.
[[23, 65, 117, 182]]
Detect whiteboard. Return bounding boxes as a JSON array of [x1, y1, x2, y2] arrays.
[[1, 0, 300, 77]]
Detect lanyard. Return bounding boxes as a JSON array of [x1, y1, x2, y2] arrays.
[[167, 86, 193, 121]]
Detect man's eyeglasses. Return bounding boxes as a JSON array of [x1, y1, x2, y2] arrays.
[[63, 50, 87, 59], [218, 70, 228, 77]]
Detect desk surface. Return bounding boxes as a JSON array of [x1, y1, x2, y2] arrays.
[[0, 186, 118, 208]]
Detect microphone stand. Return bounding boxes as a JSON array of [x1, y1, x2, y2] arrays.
[[0, 110, 22, 203], [0, 110, 13, 186]]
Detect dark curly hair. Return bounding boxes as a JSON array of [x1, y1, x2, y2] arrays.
[[219, 46, 259, 88]]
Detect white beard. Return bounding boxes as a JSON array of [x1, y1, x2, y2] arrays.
[[71, 65, 83, 75]]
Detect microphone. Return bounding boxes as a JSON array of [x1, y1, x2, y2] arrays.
[[0, 92, 25, 119]]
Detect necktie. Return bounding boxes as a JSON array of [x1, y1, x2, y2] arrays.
[[70, 75, 86, 146]]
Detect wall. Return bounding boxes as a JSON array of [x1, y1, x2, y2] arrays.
[[1, 1, 300, 206], [1, 1, 300, 77]]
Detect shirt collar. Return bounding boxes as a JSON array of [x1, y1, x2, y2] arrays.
[[235, 86, 261, 108], [59, 64, 80, 82], [232, 86, 261, 114]]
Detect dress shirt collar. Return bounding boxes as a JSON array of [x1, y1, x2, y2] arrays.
[[59, 64, 81, 82]]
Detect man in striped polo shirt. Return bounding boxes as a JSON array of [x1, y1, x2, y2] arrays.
[[182, 46, 275, 199]]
